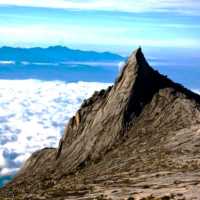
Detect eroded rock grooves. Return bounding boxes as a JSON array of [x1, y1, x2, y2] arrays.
[[1, 48, 200, 200]]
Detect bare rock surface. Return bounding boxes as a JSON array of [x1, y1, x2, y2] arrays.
[[1, 48, 200, 200]]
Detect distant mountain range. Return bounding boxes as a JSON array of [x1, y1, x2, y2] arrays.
[[0, 46, 124, 63]]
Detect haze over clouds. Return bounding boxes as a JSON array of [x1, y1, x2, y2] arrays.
[[0, 80, 110, 176]]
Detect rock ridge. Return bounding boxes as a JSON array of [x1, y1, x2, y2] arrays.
[[1, 48, 200, 200]]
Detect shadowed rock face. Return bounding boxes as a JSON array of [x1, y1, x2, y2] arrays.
[[1, 48, 200, 200]]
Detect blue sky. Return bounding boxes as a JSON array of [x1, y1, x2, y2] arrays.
[[0, 0, 200, 54]]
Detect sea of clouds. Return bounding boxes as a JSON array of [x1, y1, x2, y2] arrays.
[[0, 78, 199, 180], [0, 80, 110, 177]]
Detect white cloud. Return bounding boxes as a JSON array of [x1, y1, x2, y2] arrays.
[[0, 25, 198, 48], [0, 61, 15, 65], [0, 168, 19, 176], [118, 61, 125, 72], [0, 80, 111, 177], [0, 150, 6, 168], [0, 0, 199, 15], [193, 89, 200, 95]]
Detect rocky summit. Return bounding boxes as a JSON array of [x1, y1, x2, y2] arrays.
[[1, 48, 200, 200]]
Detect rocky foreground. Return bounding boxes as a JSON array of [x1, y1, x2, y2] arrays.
[[1, 48, 200, 200]]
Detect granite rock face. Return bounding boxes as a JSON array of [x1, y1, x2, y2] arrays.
[[1, 48, 200, 200]]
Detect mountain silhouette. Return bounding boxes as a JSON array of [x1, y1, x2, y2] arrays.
[[0, 46, 123, 62]]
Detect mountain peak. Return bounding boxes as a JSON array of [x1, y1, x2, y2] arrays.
[[1, 48, 200, 200], [115, 47, 144, 86], [129, 46, 142, 59], [127, 47, 145, 65]]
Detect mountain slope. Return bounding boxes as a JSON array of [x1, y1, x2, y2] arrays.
[[0, 46, 124, 62], [1, 48, 200, 200]]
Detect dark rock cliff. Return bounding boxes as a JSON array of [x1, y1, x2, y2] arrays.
[[1, 48, 200, 200]]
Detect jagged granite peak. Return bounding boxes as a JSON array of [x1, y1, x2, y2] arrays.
[[1, 48, 200, 200]]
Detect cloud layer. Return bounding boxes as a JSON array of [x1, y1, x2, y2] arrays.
[[0, 80, 110, 176], [0, 25, 198, 48], [0, 80, 199, 179], [0, 0, 200, 14]]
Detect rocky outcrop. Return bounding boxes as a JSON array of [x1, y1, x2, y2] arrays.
[[1, 48, 200, 200]]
